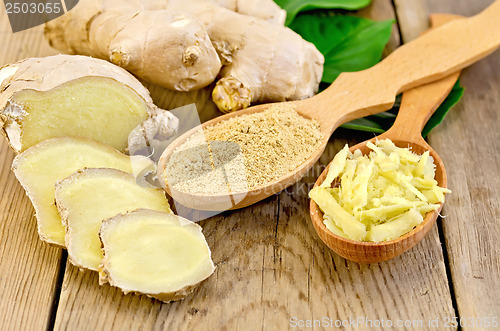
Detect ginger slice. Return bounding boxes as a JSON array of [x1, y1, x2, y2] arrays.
[[10, 77, 148, 153], [12, 137, 153, 246], [0, 55, 177, 153], [99, 209, 215, 303], [55, 168, 172, 271]]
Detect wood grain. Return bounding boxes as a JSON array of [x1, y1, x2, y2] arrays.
[[50, 1, 456, 329], [0, 139, 64, 331], [53, 137, 457, 331], [424, 0, 500, 324], [393, 0, 430, 43], [3, 0, 498, 330]]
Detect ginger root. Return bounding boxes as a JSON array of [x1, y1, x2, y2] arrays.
[[12, 137, 154, 246], [44, 0, 324, 112], [0, 55, 178, 154], [99, 209, 215, 302], [55, 168, 173, 271]]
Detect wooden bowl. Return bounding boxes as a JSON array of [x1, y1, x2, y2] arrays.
[[309, 141, 445, 263]]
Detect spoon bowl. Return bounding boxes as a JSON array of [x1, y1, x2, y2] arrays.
[[158, 102, 328, 211], [158, 4, 500, 211], [310, 140, 446, 263], [309, 68, 459, 263]]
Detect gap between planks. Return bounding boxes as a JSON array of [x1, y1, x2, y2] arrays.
[[424, 0, 500, 322], [47, 251, 68, 331]]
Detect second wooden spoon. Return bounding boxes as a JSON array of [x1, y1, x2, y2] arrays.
[[310, 70, 460, 263], [309, 14, 463, 263]]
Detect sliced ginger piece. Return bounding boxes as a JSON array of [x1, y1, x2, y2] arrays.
[[0, 55, 177, 153], [11, 77, 148, 152], [367, 208, 424, 242], [55, 168, 172, 271], [12, 137, 153, 246], [99, 209, 215, 303]]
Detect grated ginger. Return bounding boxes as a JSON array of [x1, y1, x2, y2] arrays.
[[310, 139, 451, 242]]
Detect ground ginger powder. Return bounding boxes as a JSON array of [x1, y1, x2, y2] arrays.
[[165, 104, 324, 194]]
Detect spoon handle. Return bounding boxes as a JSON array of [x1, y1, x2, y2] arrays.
[[386, 72, 460, 144], [308, 0, 500, 135], [384, 14, 463, 143]]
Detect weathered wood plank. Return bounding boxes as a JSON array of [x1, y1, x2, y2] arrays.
[[424, 0, 500, 325], [50, 0, 451, 330], [0, 139, 64, 331], [0, 9, 62, 331], [53, 135, 457, 331], [0, 0, 465, 330]]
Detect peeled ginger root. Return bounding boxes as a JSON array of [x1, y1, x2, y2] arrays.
[[55, 168, 173, 271], [310, 139, 451, 242], [12, 137, 153, 246], [0, 55, 178, 153], [99, 209, 215, 302]]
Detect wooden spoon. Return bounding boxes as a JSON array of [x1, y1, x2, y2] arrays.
[[309, 14, 461, 263], [310, 71, 460, 263], [159, 2, 500, 211]]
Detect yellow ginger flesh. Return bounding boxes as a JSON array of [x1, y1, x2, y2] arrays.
[[99, 210, 215, 302], [55, 168, 172, 271], [11, 77, 149, 153], [12, 137, 152, 246], [310, 139, 450, 242]]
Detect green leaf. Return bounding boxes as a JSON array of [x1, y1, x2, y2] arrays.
[[340, 112, 395, 133], [289, 14, 394, 83], [281, 4, 463, 136], [340, 118, 386, 134], [340, 79, 464, 136], [274, 0, 371, 26]]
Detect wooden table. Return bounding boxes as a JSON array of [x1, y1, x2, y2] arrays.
[[1, 0, 499, 330]]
